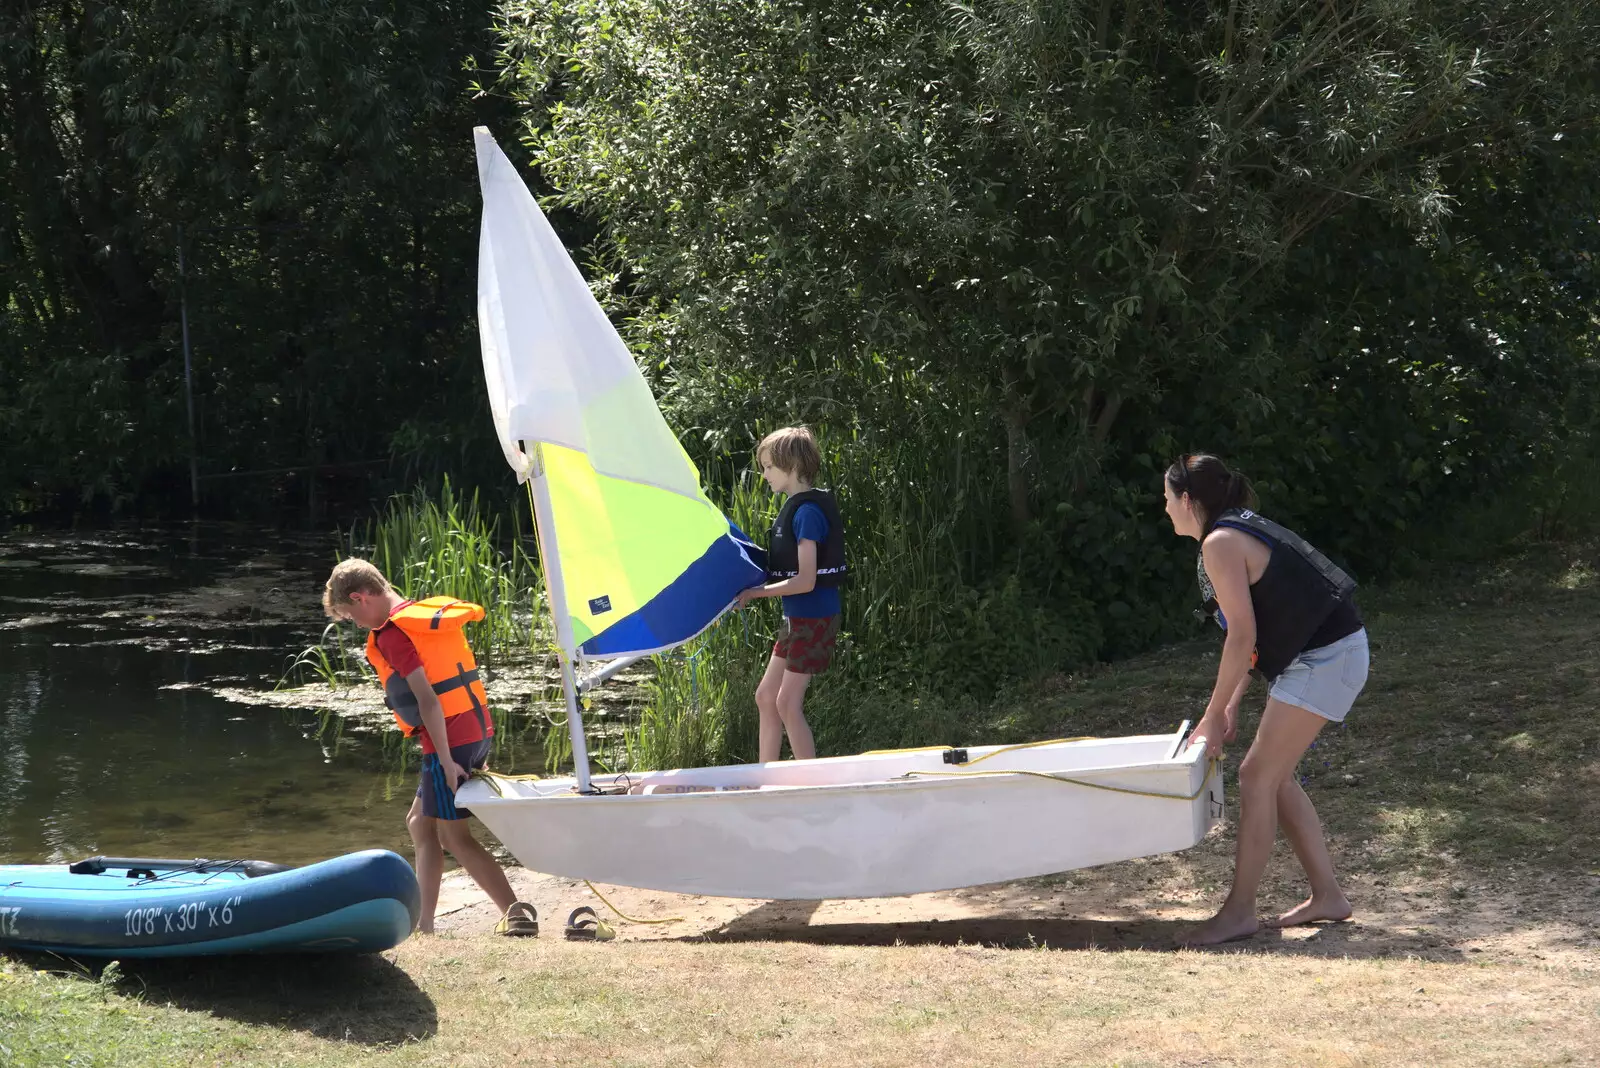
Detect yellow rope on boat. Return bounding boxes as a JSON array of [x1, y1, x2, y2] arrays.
[[472, 770, 515, 796], [898, 758, 1222, 802], [862, 736, 1102, 762], [473, 769, 590, 796], [962, 737, 1102, 765]]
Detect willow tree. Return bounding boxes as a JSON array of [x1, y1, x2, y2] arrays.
[[495, 0, 1599, 532]]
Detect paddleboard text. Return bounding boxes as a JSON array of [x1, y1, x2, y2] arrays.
[[124, 896, 241, 937]]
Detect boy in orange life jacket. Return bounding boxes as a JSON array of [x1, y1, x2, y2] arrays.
[[736, 426, 846, 762], [322, 559, 535, 937]]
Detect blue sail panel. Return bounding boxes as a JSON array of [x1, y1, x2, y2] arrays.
[[579, 525, 766, 658]]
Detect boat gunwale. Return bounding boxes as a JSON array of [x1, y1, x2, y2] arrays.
[[465, 747, 1212, 806]]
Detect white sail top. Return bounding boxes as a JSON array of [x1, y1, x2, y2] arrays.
[[474, 127, 699, 500], [473, 126, 765, 669]]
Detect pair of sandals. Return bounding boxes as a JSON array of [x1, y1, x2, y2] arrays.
[[493, 901, 615, 941]]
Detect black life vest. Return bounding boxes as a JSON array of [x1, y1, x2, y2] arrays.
[[766, 489, 847, 588], [1197, 509, 1357, 682]]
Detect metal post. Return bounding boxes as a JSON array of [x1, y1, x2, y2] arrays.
[[525, 447, 593, 793], [576, 652, 646, 694], [177, 226, 199, 512]]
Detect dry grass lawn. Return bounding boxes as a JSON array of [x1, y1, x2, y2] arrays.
[[5, 541, 1600, 1066]]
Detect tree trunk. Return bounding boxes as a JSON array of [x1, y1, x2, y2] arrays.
[[1003, 371, 1031, 530], [72, 1, 163, 342], [1070, 385, 1126, 495]]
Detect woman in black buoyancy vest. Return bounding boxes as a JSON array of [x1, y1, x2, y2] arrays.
[[1164, 453, 1370, 946]]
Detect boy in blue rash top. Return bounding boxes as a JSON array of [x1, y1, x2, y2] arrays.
[[736, 426, 847, 762]]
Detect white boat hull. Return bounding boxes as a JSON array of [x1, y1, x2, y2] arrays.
[[456, 728, 1223, 899]]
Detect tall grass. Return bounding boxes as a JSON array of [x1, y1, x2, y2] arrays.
[[307, 378, 1600, 773], [279, 622, 370, 691], [626, 417, 1098, 768], [353, 476, 543, 661], [273, 478, 556, 774], [314, 419, 1101, 773]]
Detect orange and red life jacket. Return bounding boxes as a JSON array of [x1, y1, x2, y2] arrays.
[[364, 597, 489, 738]]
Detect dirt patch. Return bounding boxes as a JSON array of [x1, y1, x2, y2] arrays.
[[13, 927, 1600, 1068]]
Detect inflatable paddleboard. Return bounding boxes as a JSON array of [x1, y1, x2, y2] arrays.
[[0, 849, 419, 957]]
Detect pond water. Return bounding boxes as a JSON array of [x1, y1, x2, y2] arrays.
[[0, 526, 552, 868]]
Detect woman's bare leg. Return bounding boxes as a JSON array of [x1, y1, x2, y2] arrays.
[[1269, 775, 1352, 926], [1178, 698, 1329, 947]]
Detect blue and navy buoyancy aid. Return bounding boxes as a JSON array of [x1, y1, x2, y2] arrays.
[[1197, 509, 1357, 681], [766, 489, 847, 587]]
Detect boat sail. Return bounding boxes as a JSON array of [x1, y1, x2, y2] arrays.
[[470, 126, 767, 793], [455, 128, 1223, 899]]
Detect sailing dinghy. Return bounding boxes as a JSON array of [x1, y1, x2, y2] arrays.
[[454, 127, 1223, 899]]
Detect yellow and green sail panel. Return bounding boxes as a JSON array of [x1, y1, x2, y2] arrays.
[[473, 128, 765, 658]]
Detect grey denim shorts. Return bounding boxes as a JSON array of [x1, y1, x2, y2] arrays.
[[1267, 628, 1369, 723]]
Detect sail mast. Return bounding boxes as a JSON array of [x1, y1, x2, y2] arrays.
[[474, 124, 764, 798], [525, 444, 593, 793]]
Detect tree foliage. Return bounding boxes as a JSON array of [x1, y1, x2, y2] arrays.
[[0, 0, 526, 515], [490, 0, 1600, 666], [6, 0, 1600, 700]]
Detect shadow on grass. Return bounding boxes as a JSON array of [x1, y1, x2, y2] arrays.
[[7, 950, 436, 1045], [692, 899, 1465, 961], [1007, 558, 1600, 874]]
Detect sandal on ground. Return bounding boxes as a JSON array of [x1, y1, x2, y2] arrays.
[[495, 901, 539, 937], [564, 906, 616, 941]]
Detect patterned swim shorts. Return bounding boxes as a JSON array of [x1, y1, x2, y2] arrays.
[[418, 737, 492, 821], [773, 615, 840, 675]]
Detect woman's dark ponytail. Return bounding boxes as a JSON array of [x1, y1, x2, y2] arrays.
[[1165, 453, 1255, 532], [1223, 470, 1253, 513]]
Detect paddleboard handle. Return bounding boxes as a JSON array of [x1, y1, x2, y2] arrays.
[[67, 856, 296, 878]]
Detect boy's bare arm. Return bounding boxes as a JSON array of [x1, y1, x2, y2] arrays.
[[739, 539, 818, 604], [404, 668, 466, 787]]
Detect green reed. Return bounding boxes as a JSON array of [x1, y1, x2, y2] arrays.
[[278, 621, 374, 690], [624, 415, 1009, 768], [353, 475, 543, 661], [294, 408, 1041, 774]]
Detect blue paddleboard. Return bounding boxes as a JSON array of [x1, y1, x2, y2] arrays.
[[0, 849, 420, 957]]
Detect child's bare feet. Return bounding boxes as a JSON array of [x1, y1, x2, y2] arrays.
[[1175, 909, 1259, 947], [1268, 894, 1352, 927]]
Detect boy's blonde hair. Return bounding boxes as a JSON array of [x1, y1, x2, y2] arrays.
[[758, 426, 821, 484], [322, 558, 390, 619]]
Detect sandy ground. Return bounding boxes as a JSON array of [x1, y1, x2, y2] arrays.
[[429, 828, 1600, 969]]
